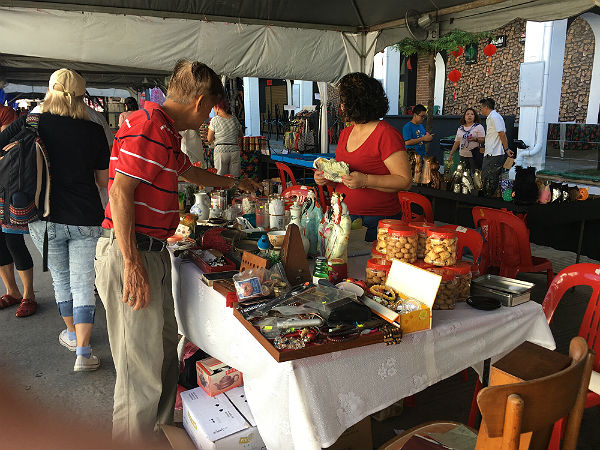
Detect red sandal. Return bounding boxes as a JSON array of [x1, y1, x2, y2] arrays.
[[0, 295, 21, 309], [16, 299, 37, 317]]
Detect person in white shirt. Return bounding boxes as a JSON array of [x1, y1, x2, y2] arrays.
[[478, 98, 514, 175]]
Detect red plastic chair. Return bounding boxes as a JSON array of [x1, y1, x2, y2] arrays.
[[282, 185, 316, 204], [541, 263, 600, 449], [472, 206, 553, 287], [275, 162, 297, 188], [438, 224, 483, 263], [398, 192, 434, 224], [467, 264, 600, 432]]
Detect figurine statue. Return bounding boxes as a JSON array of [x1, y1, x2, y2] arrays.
[[288, 200, 310, 255], [318, 192, 351, 263], [301, 190, 322, 256]]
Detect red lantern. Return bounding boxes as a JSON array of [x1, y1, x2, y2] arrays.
[[448, 69, 462, 100], [483, 44, 497, 74], [450, 46, 464, 61]]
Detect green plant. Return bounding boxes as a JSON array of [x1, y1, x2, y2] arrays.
[[393, 29, 491, 56]]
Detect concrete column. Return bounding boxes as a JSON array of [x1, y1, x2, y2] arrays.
[[516, 20, 567, 169], [374, 47, 401, 115], [434, 53, 445, 114], [296, 80, 314, 109], [243, 77, 260, 136]]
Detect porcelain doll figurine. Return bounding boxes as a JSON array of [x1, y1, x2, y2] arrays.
[[319, 192, 351, 263]]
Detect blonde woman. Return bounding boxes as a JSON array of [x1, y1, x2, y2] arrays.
[[0, 69, 110, 371]]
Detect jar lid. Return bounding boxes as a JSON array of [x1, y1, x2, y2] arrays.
[[371, 243, 385, 257], [378, 219, 403, 230], [426, 267, 454, 281], [412, 259, 433, 269], [408, 221, 435, 232], [440, 270, 456, 282], [444, 261, 471, 275], [388, 225, 417, 237], [367, 258, 392, 271], [426, 227, 457, 239]]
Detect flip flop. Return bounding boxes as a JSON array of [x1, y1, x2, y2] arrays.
[[0, 295, 21, 309], [16, 299, 37, 317]]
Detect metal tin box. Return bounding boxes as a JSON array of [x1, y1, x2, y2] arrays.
[[470, 274, 534, 306]]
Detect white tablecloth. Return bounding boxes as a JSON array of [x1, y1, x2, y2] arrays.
[[171, 255, 555, 450]]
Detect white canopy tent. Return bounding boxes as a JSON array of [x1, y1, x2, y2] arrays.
[[0, 0, 597, 153]]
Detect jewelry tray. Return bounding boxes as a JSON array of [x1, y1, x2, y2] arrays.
[[233, 308, 385, 362]]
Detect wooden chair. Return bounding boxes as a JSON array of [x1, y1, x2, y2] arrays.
[[540, 263, 600, 448], [398, 192, 434, 223], [275, 161, 297, 188], [380, 337, 594, 450], [472, 206, 553, 287]]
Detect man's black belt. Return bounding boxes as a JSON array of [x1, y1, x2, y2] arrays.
[[101, 229, 166, 252]]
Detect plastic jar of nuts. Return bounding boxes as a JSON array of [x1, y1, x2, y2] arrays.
[[365, 258, 392, 289], [371, 242, 385, 259], [408, 222, 436, 259], [386, 225, 418, 263], [424, 228, 458, 266], [376, 219, 403, 254], [445, 262, 472, 302], [432, 271, 457, 310]]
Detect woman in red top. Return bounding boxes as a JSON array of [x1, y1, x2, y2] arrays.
[[315, 72, 411, 241]]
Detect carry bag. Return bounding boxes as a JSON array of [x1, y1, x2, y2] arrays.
[[0, 114, 51, 226]]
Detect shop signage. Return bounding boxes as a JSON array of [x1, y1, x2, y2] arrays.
[[465, 43, 478, 65], [489, 35, 507, 48]]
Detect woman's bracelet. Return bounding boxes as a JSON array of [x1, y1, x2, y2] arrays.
[[362, 174, 369, 189]]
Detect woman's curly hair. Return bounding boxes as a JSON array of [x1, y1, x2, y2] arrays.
[[338, 72, 389, 124]]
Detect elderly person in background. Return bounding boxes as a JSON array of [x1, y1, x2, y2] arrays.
[[314, 72, 412, 241], [207, 101, 243, 177]]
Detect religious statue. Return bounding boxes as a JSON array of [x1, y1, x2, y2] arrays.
[[318, 192, 351, 263], [301, 189, 322, 256]]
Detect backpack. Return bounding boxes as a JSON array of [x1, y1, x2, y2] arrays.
[[0, 114, 51, 226]]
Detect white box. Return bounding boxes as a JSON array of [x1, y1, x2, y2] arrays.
[[181, 387, 266, 450]]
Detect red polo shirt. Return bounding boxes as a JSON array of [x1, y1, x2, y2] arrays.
[[102, 102, 191, 240], [335, 120, 404, 216]]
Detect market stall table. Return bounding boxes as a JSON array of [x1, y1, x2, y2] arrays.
[[171, 254, 555, 450], [411, 185, 600, 262]]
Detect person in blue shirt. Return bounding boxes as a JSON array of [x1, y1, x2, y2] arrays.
[[402, 104, 434, 157]]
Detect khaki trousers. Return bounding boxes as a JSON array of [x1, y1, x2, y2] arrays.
[[95, 235, 179, 444]]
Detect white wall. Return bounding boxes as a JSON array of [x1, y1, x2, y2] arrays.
[[516, 20, 567, 169], [373, 47, 401, 115], [434, 53, 445, 113], [581, 13, 600, 124], [243, 77, 261, 136], [296, 80, 314, 109]]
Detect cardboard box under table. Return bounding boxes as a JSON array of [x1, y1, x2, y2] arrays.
[[196, 356, 243, 397], [180, 386, 266, 450]]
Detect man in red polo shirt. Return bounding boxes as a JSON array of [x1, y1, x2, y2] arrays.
[[95, 60, 259, 445]]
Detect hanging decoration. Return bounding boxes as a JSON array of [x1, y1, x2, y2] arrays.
[[448, 69, 462, 100], [450, 46, 464, 61], [406, 55, 413, 71], [483, 44, 497, 75]]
